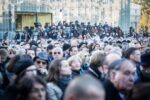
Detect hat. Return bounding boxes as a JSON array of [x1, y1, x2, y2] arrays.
[[13, 55, 34, 75], [34, 52, 48, 61], [141, 52, 150, 67], [47, 44, 54, 50], [63, 43, 71, 51]]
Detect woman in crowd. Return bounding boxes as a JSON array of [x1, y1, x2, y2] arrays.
[[68, 55, 83, 78], [16, 76, 47, 100], [86, 50, 106, 80], [46, 59, 72, 100]]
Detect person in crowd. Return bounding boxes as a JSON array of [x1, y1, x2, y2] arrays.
[[16, 76, 47, 100], [62, 43, 71, 59], [104, 45, 113, 55], [34, 52, 49, 79], [0, 49, 9, 90], [46, 59, 72, 100], [86, 50, 106, 80], [104, 53, 121, 74], [47, 44, 54, 63], [127, 52, 150, 100], [125, 47, 141, 67], [68, 55, 83, 78], [77, 51, 90, 70], [103, 59, 136, 100], [46, 59, 63, 100], [125, 47, 141, 80], [26, 49, 36, 59], [69, 46, 79, 57], [6, 54, 36, 100], [136, 51, 150, 83], [110, 46, 122, 57], [52, 47, 64, 60], [8, 46, 18, 59], [0, 72, 6, 100], [64, 75, 105, 100], [70, 39, 78, 47]]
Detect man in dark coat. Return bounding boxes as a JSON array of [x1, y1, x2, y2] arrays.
[[128, 52, 150, 100], [103, 59, 136, 100]]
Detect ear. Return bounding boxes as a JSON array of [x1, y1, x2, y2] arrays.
[[129, 54, 134, 60], [110, 70, 116, 80]]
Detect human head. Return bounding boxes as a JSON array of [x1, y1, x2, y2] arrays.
[[34, 52, 48, 69], [125, 47, 141, 64], [8, 48, 17, 59], [13, 55, 35, 76], [140, 52, 150, 74], [104, 53, 121, 74], [69, 46, 79, 56], [105, 53, 121, 66], [64, 75, 105, 100], [90, 50, 106, 67], [27, 49, 36, 59], [77, 51, 90, 65], [110, 46, 122, 57], [52, 47, 63, 59], [16, 76, 47, 100], [47, 59, 71, 83], [68, 55, 82, 71], [47, 59, 62, 83], [0, 49, 8, 64], [104, 45, 113, 55], [108, 59, 136, 92]]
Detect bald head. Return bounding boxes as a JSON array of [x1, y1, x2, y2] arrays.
[[64, 75, 105, 100], [106, 53, 121, 66]]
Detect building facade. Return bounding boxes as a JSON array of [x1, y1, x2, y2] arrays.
[[50, 0, 102, 24], [101, 0, 131, 34], [130, 3, 141, 32], [0, 0, 131, 39]]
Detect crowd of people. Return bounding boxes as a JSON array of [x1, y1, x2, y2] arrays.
[[0, 21, 150, 100]]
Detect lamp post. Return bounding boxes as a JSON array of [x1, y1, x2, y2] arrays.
[[36, 0, 40, 24]]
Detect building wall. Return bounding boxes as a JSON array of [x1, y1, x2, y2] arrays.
[[50, 0, 101, 24], [130, 3, 141, 32]]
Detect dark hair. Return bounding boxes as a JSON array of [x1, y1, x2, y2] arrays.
[[124, 47, 138, 59], [69, 46, 78, 52], [0, 49, 8, 57], [46, 59, 63, 84], [16, 76, 47, 100]]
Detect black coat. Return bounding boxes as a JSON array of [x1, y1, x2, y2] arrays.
[[102, 79, 122, 100], [136, 66, 150, 83], [0, 89, 6, 100], [85, 64, 103, 80]]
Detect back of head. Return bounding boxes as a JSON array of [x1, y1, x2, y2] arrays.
[[90, 50, 106, 66], [105, 53, 121, 66], [64, 75, 105, 100], [0, 49, 8, 63], [141, 52, 150, 67]]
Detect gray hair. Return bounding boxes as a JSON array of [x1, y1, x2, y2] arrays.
[[107, 59, 133, 77]]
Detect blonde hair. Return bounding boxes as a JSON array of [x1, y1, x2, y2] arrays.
[[67, 55, 82, 66], [90, 50, 106, 66], [77, 51, 90, 64]]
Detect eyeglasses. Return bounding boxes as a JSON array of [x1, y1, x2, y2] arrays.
[[36, 60, 47, 65], [53, 52, 61, 55]]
